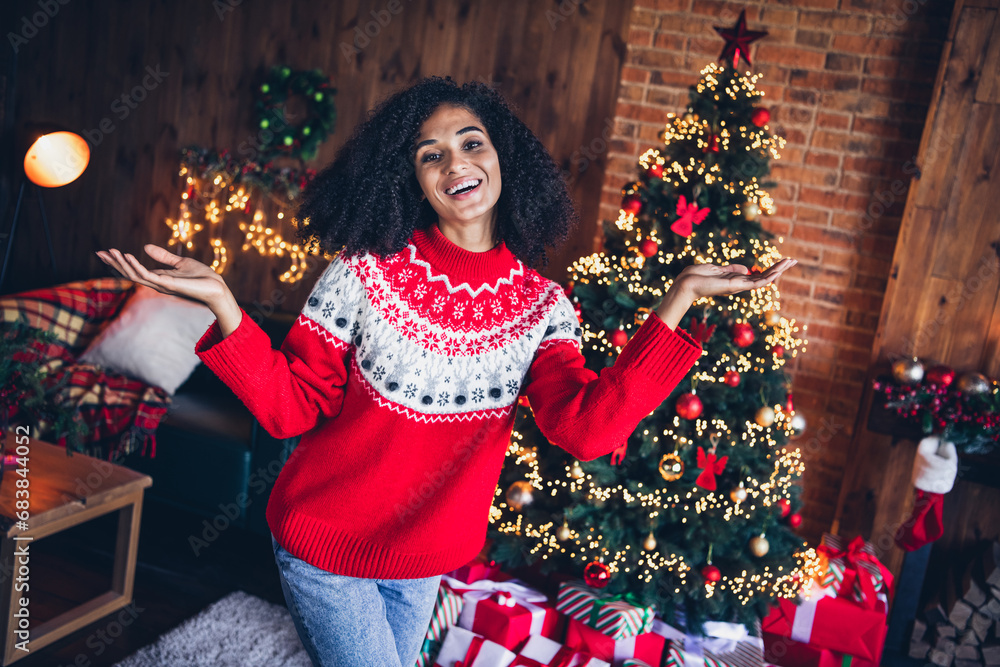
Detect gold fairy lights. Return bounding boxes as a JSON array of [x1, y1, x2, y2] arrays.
[[164, 164, 321, 282]]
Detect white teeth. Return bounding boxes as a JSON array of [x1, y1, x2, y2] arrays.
[[446, 179, 481, 195]]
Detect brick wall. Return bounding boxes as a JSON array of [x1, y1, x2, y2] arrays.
[[602, 0, 952, 541]]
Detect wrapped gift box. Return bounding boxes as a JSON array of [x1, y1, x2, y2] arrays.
[[434, 625, 516, 667], [659, 618, 766, 667], [815, 533, 893, 612], [416, 637, 441, 667], [447, 551, 511, 585], [564, 617, 674, 665], [761, 633, 878, 667], [761, 586, 887, 664], [556, 581, 655, 640], [510, 634, 611, 667], [443, 575, 565, 651], [428, 580, 465, 642]]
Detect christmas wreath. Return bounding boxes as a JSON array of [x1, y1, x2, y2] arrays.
[[254, 66, 336, 161]]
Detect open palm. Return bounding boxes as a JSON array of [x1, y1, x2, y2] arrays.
[[95, 244, 231, 308], [679, 258, 797, 300]]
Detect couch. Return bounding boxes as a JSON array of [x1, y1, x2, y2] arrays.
[[0, 278, 300, 536]]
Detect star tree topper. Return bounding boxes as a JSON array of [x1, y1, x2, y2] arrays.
[[714, 9, 768, 69]]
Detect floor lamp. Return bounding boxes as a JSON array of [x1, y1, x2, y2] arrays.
[[0, 129, 90, 293]]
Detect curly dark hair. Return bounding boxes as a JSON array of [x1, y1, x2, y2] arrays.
[[294, 76, 577, 268]]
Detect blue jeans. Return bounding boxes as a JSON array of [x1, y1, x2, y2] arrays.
[[271, 533, 442, 667]]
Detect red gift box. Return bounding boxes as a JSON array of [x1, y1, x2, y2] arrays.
[[761, 592, 887, 664], [763, 631, 878, 667], [448, 557, 506, 585], [447, 577, 565, 652], [563, 617, 670, 665]]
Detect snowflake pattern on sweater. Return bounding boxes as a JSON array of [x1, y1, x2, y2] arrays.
[[299, 237, 582, 420]]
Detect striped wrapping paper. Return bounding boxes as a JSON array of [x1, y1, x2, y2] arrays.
[[664, 645, 760, 667], [555, 581, 654, 640], [818, 533, 888, 607], [427, 581, 465, 643]]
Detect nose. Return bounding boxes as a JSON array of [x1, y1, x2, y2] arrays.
[[444, 151, 470, 174]]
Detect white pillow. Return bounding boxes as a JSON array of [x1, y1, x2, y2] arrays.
[[79, 284, 217, 394]]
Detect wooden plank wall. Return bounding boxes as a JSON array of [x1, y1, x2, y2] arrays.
[[0, 0, 633, 304], [833, 0, 1000, 583]]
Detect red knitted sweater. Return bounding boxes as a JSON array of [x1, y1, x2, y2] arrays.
[[194, 223, 702, 579]]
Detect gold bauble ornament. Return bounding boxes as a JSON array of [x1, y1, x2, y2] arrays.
[[570, 461, 585, 479], [892, 357, 924, 384], [730, 483, 748, 503], [659, 452, 685, 481], [682, 112, 698, 123], [749, 533, 770, 557], [505, 480, 534, 511], [643, 532, 657, 551], [556, 522, 571, 541], [958, 371, 990, 395], [764, 309, 781, 327], [756, 406, 776, 427], [744, 202, 760, 221]]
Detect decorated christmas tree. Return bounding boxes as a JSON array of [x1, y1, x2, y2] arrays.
[[488, 13, 816, 631]]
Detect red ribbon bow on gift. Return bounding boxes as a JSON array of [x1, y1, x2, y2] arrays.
[[816, 535, 883, 610]]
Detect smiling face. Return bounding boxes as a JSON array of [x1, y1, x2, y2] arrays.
[[413, 104, 502, 236]]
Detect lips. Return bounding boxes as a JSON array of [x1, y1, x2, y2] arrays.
[[445, 178, 482, 196]]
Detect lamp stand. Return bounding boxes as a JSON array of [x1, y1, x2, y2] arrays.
[[0, 178, 57, 294]]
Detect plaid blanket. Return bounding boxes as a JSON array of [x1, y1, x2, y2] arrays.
[[0, 278, 171, 460]]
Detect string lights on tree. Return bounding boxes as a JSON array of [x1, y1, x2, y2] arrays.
[[487, 21, 818, 631]]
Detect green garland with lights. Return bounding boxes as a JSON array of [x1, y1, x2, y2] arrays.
[[254, 66, 336, 161]]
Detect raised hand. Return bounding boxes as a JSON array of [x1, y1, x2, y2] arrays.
[[677, 258, 797, 300], [655, 258, 797, 331], [96, 244, 244, 336]]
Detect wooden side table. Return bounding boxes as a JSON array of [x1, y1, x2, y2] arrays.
[[0, 431, 152, 665]]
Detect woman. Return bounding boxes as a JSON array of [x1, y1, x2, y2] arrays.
[[97, 76, 795, 667]]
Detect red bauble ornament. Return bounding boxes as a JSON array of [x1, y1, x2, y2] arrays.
[[773, 345, 785, 357], [676, 392, 704, 420], [610, 328, 629, 347], [724, 370, 741, 387], [622, 195, 642, 215], [583, 561, 612, 588], [639, 238, 659, 257], [647, 163, 664, 179], [732, 322, 755, 347], [925, 365, 955, 388], [702, 564, 721, 583], [788, 513, 802, 528], [777, 498, 791, 518], [751, 107, 771, 127]]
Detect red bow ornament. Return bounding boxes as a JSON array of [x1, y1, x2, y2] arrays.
[[670, 195, 710, 237], [687, 315, 717, 344], [695, 447, 728, 491]]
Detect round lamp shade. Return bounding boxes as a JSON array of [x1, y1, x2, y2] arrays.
[[23, 131, 90, 187]]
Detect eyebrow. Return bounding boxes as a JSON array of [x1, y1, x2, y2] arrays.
[[414, 126, 484, 151]]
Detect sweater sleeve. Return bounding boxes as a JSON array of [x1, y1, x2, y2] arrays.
[[193, 254, 366, 439], [522, 292, 702, 462]]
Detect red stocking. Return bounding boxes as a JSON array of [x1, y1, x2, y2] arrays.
[[894, 489, 945, 551], [894, 436, 956, 551]]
